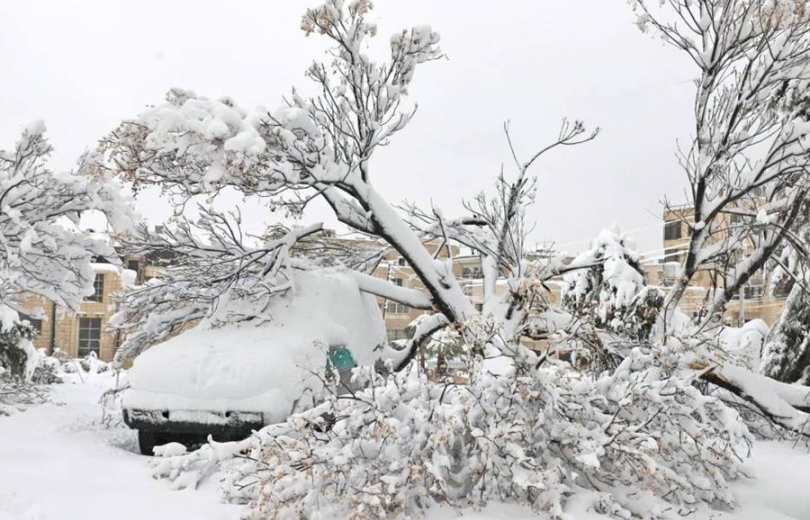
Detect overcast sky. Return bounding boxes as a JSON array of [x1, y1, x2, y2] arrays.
[[0, 0, 698, 255]]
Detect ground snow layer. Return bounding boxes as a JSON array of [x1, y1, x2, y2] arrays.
[[1, 375, 810, 520], [0, 376, 240, 520]]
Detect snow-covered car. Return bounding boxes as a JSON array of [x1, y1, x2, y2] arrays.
[[122, 271, 390, 455]]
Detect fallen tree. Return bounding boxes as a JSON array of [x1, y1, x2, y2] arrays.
[[96, 0, 810, 517]]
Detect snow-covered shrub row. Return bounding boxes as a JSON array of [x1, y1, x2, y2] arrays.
[[152, 346, 750, 519]]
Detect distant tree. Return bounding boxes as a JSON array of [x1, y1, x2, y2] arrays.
[[0, 122, 131, 381]]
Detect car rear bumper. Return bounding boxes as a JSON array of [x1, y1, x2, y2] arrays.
[[123, 408, 265, 439]]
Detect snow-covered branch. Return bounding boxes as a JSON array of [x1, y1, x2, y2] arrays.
[[400, 120, 599, 354], [101, 0, 476, 326], [0, 123, 132, 310], [350, 271, 432, 309]]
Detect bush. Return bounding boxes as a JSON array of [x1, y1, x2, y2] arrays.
[[0, 321, 38, 381], [31, 355, 63, 385]]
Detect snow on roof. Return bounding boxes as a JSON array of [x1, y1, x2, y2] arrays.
[[123, 270, 388, 421], [90, 262, 123, 274]]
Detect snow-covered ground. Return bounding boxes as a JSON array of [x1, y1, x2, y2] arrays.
[[0, 374, 242, 520], [2, 375, 809, 520]]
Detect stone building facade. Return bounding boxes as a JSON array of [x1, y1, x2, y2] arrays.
[[652, 206, 788, 326], [18, 261, 146, 363]]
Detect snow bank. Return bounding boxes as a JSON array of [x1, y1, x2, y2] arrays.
[[123, 270, 387, 422]]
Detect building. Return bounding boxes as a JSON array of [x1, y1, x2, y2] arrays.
[[18, 261, 138, 362], [370, 242, 571, 341], [371, 240, 460, 341], [649, 206, 788, 326]]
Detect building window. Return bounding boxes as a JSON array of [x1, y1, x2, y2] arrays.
[[663, 248, 681, 263], [744, 285, 764, 299], [78, 317, 102, 356], [386, 301, 409, 315], [397, 258, 407, 266], [664, 221, 682, 240], [462, 267, 483, 279], [86, 274, 105, 303], [392, 278, 403, 286], [127, 259, 140, 272], [19, 314, 42, 336]]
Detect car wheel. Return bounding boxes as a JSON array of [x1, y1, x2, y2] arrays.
[[137, 429, 158, 456]]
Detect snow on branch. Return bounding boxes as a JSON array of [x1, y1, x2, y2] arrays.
[[101, 0, 474, 326], [689, 353, 810, 436], [0, 123, 132, 311], [350, 271, 432, 309]]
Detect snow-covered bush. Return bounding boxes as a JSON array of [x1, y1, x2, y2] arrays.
[[0, 321, 38, 382], [30, 354, 63, 385], [78, 352, 110, 375], [0, 317, 51, 416]]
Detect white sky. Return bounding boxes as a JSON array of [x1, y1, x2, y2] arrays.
[[0, 0, 697, 254]]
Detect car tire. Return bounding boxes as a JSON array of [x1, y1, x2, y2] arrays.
[[137, 429, 158, 456]]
